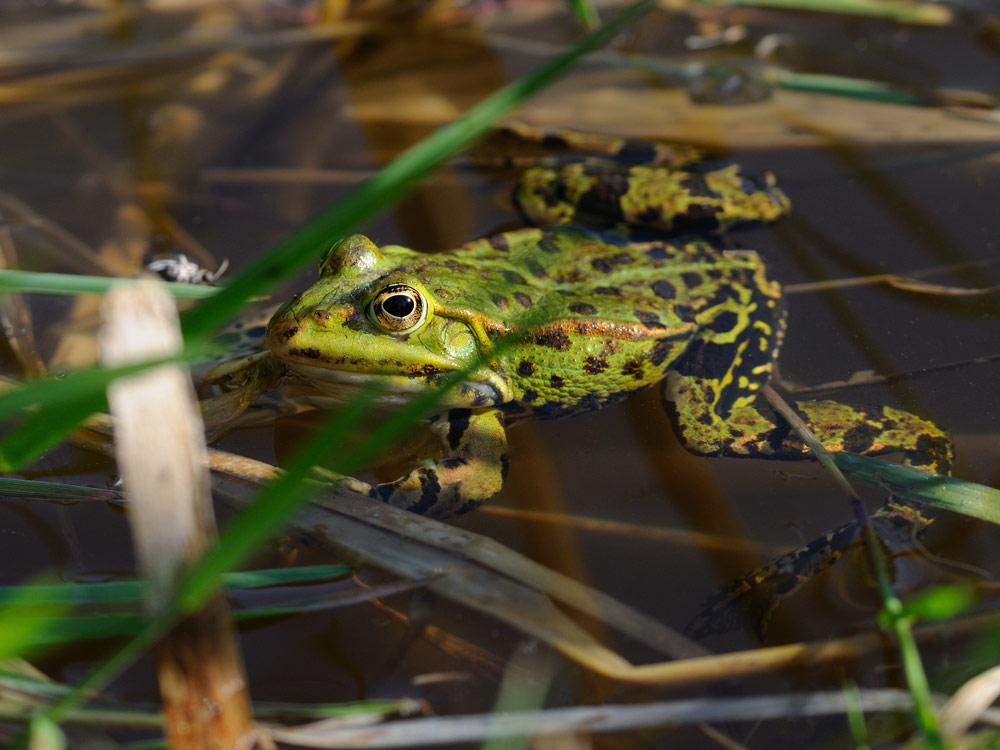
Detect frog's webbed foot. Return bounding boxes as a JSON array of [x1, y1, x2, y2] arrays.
[[664, 373, 953, 474], [343, 408, 508, 520]]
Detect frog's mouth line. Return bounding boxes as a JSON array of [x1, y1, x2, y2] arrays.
[[284, 360, 512, 408]]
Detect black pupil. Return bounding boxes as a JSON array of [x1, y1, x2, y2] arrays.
[[382, 293, 415, 318]]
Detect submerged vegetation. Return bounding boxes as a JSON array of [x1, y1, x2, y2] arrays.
[[0, 0, 998, 747]]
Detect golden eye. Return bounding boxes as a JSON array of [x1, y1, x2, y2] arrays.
[[372, 284, 426, 333]]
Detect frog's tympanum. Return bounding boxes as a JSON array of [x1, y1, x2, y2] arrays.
[[205, 142, 952, 634]]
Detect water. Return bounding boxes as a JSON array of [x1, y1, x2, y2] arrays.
[[1, 2, 999, 747]]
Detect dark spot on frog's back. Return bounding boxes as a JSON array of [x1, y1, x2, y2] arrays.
[[681, 272, 703, 289], [538, 236, 562, 254], [591, 253, 634, 274], [517, 359, 535, 376], [622, 357, 644, 379], [289, 347, 322, 360], [502, 269, 527, 285], [491, 293, 510, 312], [550, 374, 565, 388], [583, 355, 608, 374], [650, 335, 689, 367], [651, 280, 676, 299], [569, 302, 597, 315], [523, 388, 539, 403], [594, 286, 620, 295], [525, 258, 549, 279], [634, 309, 664, 329], [531, 327, 571, 351], [513, 292, 533, 308], [488, 234, 510, 252]]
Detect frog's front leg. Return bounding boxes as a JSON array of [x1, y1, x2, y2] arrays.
[[351, 408, 508, 519]]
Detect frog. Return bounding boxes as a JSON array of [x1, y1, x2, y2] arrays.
[[203, 139, 952, 632]]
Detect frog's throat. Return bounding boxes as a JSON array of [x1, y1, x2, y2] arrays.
[[283, 360, 513, 408]]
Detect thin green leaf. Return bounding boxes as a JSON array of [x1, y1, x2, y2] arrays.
[[0, 270, 218, 299], [842, 681, 870, 750], [0, 565, 355, 606], [882, 584, 979, 626], [223, 565, 356, 589], [2, 614, 145, 646], [833, 453, 1000, 524], [253, 698, 419, 720], [695, 0, 951, 24], [565, 0, 600, 28], [0, 353, 196, 420], [0, 477, 120, 501], [0, 395, 107, 472], [776, 72, 923, 105], [27, 716, 65, 750], [0, 588, 67, 661]]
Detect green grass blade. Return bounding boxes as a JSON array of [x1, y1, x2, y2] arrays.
[[887, 584, 979, 625], [695, 0, 951, 24], [565, 0, 600, 27], [775, 72, 923, 105], [0, 395, 109, 472], [0, 270, 218, 299], [3, 614, 145, 646], [0, 565, 355, 606], [0, 580, 72, 660], [222, 565, 355, 589], [833, 453, 1000, 524], [0, 477, 119, 500]]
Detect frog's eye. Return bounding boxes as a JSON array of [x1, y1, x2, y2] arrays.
[[371, 284, 427, 333]]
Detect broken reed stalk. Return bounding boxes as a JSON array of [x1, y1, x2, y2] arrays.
[[100, 280, 259, 750]]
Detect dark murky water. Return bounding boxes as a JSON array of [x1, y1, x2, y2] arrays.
[[2, 2, 999, 747]]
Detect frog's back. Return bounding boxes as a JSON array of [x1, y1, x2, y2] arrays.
[[449, 227, 784, 419]]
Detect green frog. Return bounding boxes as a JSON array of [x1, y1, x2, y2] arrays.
[[204, 141, 952, 630]]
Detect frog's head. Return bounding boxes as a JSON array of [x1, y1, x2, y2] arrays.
[[265, 234, 513, 408]]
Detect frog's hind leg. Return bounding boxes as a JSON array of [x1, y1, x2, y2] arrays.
[[664, 373, 954, 637], [685, 496, 934, 639]]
